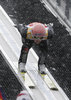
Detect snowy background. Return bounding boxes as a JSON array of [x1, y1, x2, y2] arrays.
[[0, 0, 71, 99]]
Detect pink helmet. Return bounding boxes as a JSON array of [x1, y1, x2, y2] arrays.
[[31, 23, 47, 40]]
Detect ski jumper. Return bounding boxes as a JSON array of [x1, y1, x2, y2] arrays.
[[18, 22, 54, 65]]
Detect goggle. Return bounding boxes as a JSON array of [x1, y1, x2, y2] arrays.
[[32, 35, 47, 40]]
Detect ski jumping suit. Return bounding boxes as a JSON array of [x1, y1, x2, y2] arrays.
[[18, 22, 54, 67]]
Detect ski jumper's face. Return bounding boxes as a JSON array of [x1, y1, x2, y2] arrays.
[[34, 39, 41, 44]]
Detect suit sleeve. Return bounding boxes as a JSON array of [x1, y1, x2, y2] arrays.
[[48, 25, 54, 39], [17, 24, 28, 38]]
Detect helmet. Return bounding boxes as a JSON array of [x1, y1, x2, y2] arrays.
[[31, 23, 47, 40], [16, 90, 31, 100]]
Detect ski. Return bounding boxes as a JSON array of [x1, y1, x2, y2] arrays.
[[27, 48, 58, 90], [20, 72, 35, 89], [40, 73, 58, 90]]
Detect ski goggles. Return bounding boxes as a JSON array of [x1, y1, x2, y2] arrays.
[[26, 33, 48, 40], [32, 35, 47, 40]]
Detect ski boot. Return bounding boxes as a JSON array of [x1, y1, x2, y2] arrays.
[[18, 62, 27, 73], [39, 64, 47, 75], [18, 62, 26, 80]]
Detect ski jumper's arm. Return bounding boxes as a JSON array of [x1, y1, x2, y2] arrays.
[[17, 24, 33, 63], [47, 24, 54, 39]]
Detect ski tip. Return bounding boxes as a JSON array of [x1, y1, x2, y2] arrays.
[[29, 86, 35, 89], [50, 87, 58, 91]]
